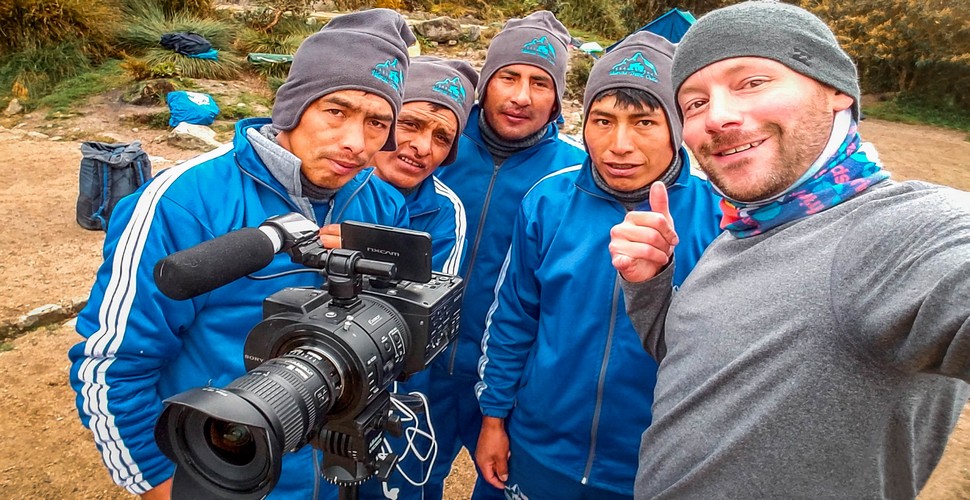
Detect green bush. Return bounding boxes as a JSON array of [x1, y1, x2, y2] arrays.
[[116, 6, 237, 53], [0, 42, 94, 103], [0, 0, 119, 56], [565, 54, 593, 101], [36, 59, 128, 113], [140, 48, 245, 80], [559, 0, 625, 40]]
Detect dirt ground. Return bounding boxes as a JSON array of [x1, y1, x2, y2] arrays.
[[0, 85, 969, 499]]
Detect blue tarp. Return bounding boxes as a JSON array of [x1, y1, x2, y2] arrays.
[[606, 8, 696, 52]]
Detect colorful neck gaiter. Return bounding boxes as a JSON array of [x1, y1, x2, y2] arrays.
[[720, 121, 888, 238]]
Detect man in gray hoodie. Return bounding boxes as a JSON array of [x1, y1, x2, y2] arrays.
[[608, 2, 970, 498]]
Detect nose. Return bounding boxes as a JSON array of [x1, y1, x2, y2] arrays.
[[409, 129, 432, 158], [339, 118, 367, 155], [609, 123, 635, 156], [509, 79, 532, 108], [704, 90, 743, 133]]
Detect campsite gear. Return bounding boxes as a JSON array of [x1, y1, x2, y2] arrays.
[[160, 32, 213, 56], [606, 8, 696, 51], [671, 0, 860, 119], [76, 141, 153, 231], [478, 11, 570, 118], [247, 53, 294, 66], [271, 8, 415, 152], [166, 91, 220, 127], [188, 48, 219, 60]]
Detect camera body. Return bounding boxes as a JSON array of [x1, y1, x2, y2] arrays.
[[248, 272, 463, 386], [152, 215, 463, 499]]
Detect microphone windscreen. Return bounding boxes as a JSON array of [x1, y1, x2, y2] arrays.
[[154, 227, 277, 300]]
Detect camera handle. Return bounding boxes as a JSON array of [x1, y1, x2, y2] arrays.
[[283, 233, 397, 308]]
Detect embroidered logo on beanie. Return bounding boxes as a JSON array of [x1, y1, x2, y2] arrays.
[[372, 58, 404, 92], [609, 52, 659, 82], [521, 36, 557, 63], [432, 77, 467, 104], [791, 47, 814, 65]]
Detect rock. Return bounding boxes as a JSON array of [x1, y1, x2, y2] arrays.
[[463, 25, 482, 42], [167, 122, 223, 151], [49, 136, 63, 141], [408, 11, 433, 21], [413, 17, 464, 44], [98, 132, 128, 143], [25, 131, 49, 140], [17, 304, 69, 331], [122, 80, 177, 106], [3, 98, 23, 116]]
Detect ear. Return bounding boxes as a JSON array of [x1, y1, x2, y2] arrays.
[[831, 91, 855, 113]]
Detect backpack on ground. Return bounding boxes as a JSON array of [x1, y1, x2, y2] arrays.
[[76, 141, 153, 231]]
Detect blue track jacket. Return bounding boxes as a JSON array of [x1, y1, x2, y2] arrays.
[[404, 175, 467, 275], [476, 154, 722, 494], [68, 117, 408, 498], [435, 105, 586, 379]]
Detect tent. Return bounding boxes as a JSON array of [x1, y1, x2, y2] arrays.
[[605, 8, 696, 52]]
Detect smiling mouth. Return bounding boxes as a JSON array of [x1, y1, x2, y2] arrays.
[[718, 140, 765, 156], [398, 154, 425, 169], [607, 163, 637, 170]]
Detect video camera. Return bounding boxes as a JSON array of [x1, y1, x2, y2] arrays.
[[150, 213, 463, 499]]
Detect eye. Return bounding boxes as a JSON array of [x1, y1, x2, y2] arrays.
[[592, 118, 611, 126], [684, 99, 707, 111], [533, 80, 551, 89], [742, 78, 768, 89], [397, 120, 418, 130], [434, 133, 453, 146], [325, 108, 344, 117], [637, 119, 657, 127], [369, 119, 388, 129]]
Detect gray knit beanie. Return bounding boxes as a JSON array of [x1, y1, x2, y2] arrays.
[[272, 9, 416, 151], [672, 0, 860, 120], [403, 56, 479, 165], [478, 10, 570, 120], [583, 31, 681, 154]]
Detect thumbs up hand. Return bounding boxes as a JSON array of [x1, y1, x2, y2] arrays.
[[609, 182, 679, 283]]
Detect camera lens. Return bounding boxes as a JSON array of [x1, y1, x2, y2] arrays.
[[205, 418, 256, 466]]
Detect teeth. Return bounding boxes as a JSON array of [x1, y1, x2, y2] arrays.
[[398, 155, 422, 168], [721, 140, 763, 156]]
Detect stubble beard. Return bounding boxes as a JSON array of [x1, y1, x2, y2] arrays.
[[696, 94, 834, 203]]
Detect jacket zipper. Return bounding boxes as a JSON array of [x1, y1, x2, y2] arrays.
[[447, 159, 502, 374], [582, 278, 621, 484]]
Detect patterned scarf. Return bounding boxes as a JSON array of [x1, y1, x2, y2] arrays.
[[720, 120, 888, 238]]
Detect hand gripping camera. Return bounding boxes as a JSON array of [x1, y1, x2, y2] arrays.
[[151, 213, 463, 499]]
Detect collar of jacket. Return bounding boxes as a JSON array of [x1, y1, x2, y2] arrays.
[[402, 175, 442, 218], [576, 147, 693, 204]]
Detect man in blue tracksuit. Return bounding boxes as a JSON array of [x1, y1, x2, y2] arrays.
[[432, 11, 586, 498], [360, 57, 478, 500], [68, 11, 415, 500], [371, 57, 478, 276], [474, 32, 722, 498]]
